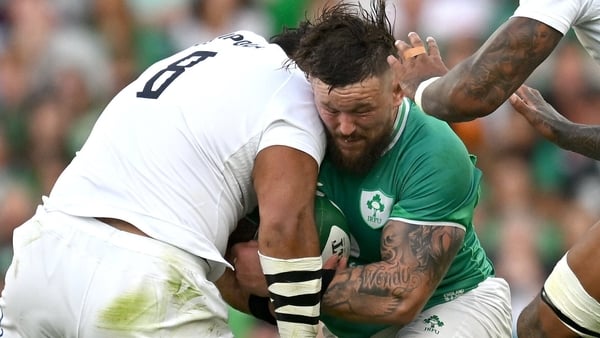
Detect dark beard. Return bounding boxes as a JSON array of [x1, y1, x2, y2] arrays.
[[325, 129, 393, 176]]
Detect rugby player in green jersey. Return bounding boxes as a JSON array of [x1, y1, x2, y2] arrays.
[[227, 1, 513, 337], [390, 0, 600, 336]]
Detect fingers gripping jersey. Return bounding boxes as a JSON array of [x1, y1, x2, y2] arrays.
[[46, 31, 326, 281]]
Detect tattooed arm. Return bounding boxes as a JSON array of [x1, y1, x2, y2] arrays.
[[391, 17, 563, 122], [510, 85, 600, 160], [321, 220, 464, 325]]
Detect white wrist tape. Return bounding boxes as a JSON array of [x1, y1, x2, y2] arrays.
[[414, 76, 440, 111], [543, 253, 600, 337], [259, 252, 323, 337]]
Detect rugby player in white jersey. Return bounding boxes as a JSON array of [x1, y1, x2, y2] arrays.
[[0, 31, 327, 338], [389, 0, 600, 336]]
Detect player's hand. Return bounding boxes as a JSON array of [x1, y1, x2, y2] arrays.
[[230, 240, 269, 297], [323, 254, 347, 271], [387, 32, 448, 99], [509, 85, 569, 143]]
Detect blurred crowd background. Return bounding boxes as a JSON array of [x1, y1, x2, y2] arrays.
[[0, 0, 598, 337]]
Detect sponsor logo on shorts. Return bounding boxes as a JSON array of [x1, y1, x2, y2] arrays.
[[423, 315, 444, 335], [443, 289, 464, 301]]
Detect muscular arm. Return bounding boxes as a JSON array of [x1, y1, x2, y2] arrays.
[[253, 145, 323, 334], [321, 220, 464, 325], [517, 221, 600, 337], [566, 220, 600, 301], [253, 145, 320, 259], [424, 17, 562, 122], [391, 17, 562, 122], [517, 294, 580, 338]]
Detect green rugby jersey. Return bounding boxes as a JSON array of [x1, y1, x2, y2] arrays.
[[318, 98, 494, 338]]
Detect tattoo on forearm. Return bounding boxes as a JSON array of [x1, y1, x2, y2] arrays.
[[559, 125, 600, 161], [322, 223, 464, 320], [445, 18, 562, 118], [406, 225, 461, 282]]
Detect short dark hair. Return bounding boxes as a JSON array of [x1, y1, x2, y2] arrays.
[[270, 22, 310, 57], [277, 1, 396, 89]]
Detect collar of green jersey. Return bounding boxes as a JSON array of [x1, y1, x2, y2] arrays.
[[383, 97, 411, 155]]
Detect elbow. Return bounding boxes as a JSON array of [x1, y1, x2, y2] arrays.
[[392, 306, 422, 327], [388, 291, 430, 326]]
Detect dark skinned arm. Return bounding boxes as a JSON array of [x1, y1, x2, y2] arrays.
[[252, 145, 322, 335], [321, 220, 464, 325], [389, 17, 563, 122], [215, 219, 262, 314], [253, 145, 320, 260], [510, 85, 600, 160], [215, 267, 252, 313], [517, 220, 600, 337], [517, 294, 580, 338]]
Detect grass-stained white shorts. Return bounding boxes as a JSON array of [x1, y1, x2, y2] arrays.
[[0, 206, 233, 338]]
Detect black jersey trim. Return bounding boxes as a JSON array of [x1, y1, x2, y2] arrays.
[[540, 287, 600, 337]]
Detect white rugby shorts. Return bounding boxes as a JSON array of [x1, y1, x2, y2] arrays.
[[323, 277, 513, 338], [0, 206, 233, 338]]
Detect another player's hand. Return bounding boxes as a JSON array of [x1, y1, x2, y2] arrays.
[[230, 240, 269, 297], [509, 85, 569, 143], [387, 32, 448, 99]]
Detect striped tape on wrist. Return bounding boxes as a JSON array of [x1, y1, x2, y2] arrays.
[[259, 252, 322, 337]]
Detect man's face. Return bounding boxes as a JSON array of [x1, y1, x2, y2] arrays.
[[311, 71, 402, 175]]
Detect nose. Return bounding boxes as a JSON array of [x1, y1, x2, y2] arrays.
[[337, 113, 356, 136]]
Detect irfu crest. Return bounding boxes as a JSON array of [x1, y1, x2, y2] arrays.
[[360, 190, 393, 229]]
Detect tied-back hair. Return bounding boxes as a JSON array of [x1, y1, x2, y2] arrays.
[[271, 0, 397, 89]]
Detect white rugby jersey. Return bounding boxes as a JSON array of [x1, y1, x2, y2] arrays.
[[46, 31, 326, 280], [513, 0, 600, 62]]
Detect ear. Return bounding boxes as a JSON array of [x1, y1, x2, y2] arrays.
[[391, 79, 404, 107], [386, 67, 404, 106]]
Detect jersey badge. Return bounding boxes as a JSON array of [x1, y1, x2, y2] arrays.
[[359, 190, 393, 229]]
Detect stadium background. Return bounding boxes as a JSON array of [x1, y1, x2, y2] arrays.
[[0, 0, 598, 337]]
